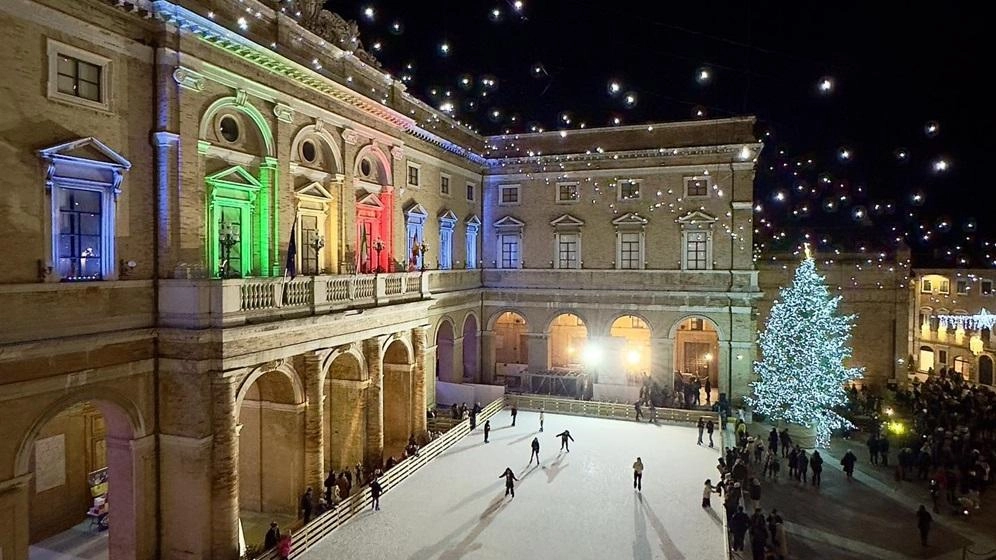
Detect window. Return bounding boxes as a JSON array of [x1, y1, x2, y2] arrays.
[[939, 279, 950, 294], [466, 183, 475, 201], [957, 279, 969, 295], [299, 214, 321, 275], [405, 203, 428, 270], [685, 231, 709, 270], [919, 346, 935, 372], [47, 40, 110, 111], [690, 318, 704, 331], [684, 176, 712, 197], [439, 211, 457, 270], [557, 183, 580, 203], [440, 174, 451, 196], [619, 232, 641, 269], [465, 215, 480, 269], [499, 185, 521, 206], [218, 206, 244, 278], [922, 279, 933, 293], [617, 180, 640, 200], [983, 280, 993, 296], [39, 138, 130, 281], [557, 234, 579, 269], [500, 235, 520, 269], [407, 164, 420, 187], [939, 350, 948, 365]]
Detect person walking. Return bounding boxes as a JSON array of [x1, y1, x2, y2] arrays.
[[729, 506, 750, 552], [797, 450, 808, 484], [706, 419, 716, 448], [867, 434, 879, 465], [810, 450, 824, 487], [749, 515, 768, 560], [788, 447, 798, 479], [841, 449, 858, 481], [633, 457, 644, 491], [768, 428, 779, 456], [749, 477, 762, 508], [539, 409, 545, 432], [323, 468, 335, 503], [916, 504, 932, 546], [511, 404, 518, 426], [705, 377, 712, 404], [299, 487, 314, 523], [772, 517, 789, 559], [697, 417, 705, 445], [264, 521, 281, 551], [484, 420, 491, 443], [555, 429, 575, 452], [779, 428, 791, 457], [634, 401, 644, 422], [529, 437, 541, 465], [648, 401, 657, 424], [879, 435, 890, 467], [370, 477, 382, 511], [499, 467, 518, 498]]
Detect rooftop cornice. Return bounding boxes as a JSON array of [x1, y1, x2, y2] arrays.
[[485, 142, 763, 168]]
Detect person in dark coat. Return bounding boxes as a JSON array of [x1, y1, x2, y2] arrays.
[[797, 450, 808, 484], [697, 417, 705, 445], [555, 429, 575, 452], [779, 428, 791, 457], [768, 428, 779, 455], [323, 469, 335, 503], [484, 420, 491, 443], [705, 377, 712, 404], [635, 401, 643, 421], [916, 504, 932, 546], [370, 477, 382, 510], [706, 419, 716, 448], [841, 449, 858, 480], [879, 435, 890, 466], [299, 487, 314, 523], [499, 467, 518, 497], [749, 514, 768, 560], [264, 521, 281, 550], [529, 437, 541, 465], [729, 506, 750, 551], [810, 450, 824, 487], [867, 434, 879, 465], [511, 404, 518, 426]]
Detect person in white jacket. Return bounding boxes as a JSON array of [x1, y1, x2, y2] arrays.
[[633, 457, 644, 491]]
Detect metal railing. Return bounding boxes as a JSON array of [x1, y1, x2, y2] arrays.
[[505, 394, 717, 425], [258, 397, 505, 559]]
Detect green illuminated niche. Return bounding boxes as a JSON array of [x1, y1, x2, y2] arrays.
[[206, 165, 272, 278]]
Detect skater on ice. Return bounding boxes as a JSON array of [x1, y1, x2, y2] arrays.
[[484, 420, 491, 443], [539, 409, 545, 432], [555, 429, 575, 452], [529, 437, 541, 465], [633, 457, 644, 491], [499, 467, 518, 497]]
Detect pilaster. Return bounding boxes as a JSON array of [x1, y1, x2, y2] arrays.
[[211, 376, 240, 560], [301, 351, 326, 494], [411, 326, 428, 437], [363, 336, 385, 468], [480, 330, 496, 384]]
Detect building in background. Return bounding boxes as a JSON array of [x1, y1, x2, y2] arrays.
[[0, 1, 760, 558]]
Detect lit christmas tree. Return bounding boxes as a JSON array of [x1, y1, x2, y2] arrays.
[[747, 247, 863, 447]]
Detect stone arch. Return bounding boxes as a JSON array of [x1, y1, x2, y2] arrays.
[[435, 318, 456, 382], [353, 143, 393, 186], [667, 314, 726, 341], [490, 309, 529, 367], [323, 350, 367, 471], [383, 339, 414, 458], [290, 123, 343, 175], [487, 307, 530, 331], [670, 315, 722, 401], [198, 95, 275, 157], [546, 312, 589, 369], [321, 346, 367, 384], [544, 310, 591, 334], [462, 313, 480, 382], [979, 355, 993, 385], [383, 335, 413, 364], [609, 314, 654, 382], [235, 362, 306, 412]]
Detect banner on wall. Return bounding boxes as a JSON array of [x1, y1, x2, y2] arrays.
[[34, 434, 66, 493]]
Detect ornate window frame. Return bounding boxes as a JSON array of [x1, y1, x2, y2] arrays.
[[612, 213, 648, 270], [678, 210, 717, 271], [438, 210, 457, 269], [494, 216, 525, 269], [550, 214, 584, 269]]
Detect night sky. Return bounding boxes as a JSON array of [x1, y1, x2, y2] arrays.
[[327, 1, 989, 267]]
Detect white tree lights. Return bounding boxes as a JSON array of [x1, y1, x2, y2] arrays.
[[746, 248, 864, 447]]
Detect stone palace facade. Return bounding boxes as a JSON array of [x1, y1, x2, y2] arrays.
[[0, 0, 761, 558]]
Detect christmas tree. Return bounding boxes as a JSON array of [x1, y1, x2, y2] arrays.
[[747, 248, 863, 447]]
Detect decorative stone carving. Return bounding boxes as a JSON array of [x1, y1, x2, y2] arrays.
[[235, 89, 248, 106], [287, 1, 382, 69], [273, 103, 294, 123], [172, 67, 205, 91], [342, 129, 360, 145], [390, 146, 405, 161]]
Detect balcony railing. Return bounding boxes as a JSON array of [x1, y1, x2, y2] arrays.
[[159, 272, 429, 328]]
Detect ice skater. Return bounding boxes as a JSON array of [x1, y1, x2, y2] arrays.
[[697, 417, 705, 445], [529, 437, 540, 465], [369, 477, 382, 511], [539, 409, 545, 432], [499, 467, 518, 497], [484, 420, 491, 443], [555, 429, 575, 452], [633, 457, 644, 491], [706, 419, 715, 448], [511, 404, 518, 426]]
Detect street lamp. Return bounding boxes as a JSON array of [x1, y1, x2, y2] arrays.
[[309, 234, 325, 275], [418, 241, 429, 272], [373, 238, 385, 273]]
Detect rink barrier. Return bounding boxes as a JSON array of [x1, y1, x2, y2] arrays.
[[505, 394, 719, 426], [257, 397, 505, 559]]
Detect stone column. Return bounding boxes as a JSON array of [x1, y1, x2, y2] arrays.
[[525, 332, 550, 371], [651, 337, 675, 391], [363, 336, 385, 469], [717, 343, 732, 401], [301, 351, 326, 493], [211, 376, 241, 560], [105, 434, 156, 560], [412, 326, 429, 437], [0, 474, 31, 560], [480, 330, 496, 384], [452, 335, 466, 382]]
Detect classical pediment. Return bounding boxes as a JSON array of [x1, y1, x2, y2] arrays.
[[404, 202, 429, 217], [493, 215, 525, 231], [205, 165, 263, 189], [37, 137, 131, 170], [295, 181, 334, 201], [677, 210, 717, 226], [550, 214, 585, 227], [465, 214, 481, 226], [356, 191, 384, 208], [438, 209, 458, 223], [612, 212, 649, 227]]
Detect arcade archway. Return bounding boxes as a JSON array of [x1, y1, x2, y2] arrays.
[[493, 311, 528, 366], [980, 355, 994, 385], [325, 351, 366, 471], [436, 320, 456, 383], [610, 315, 652, 384], [383, 340, 413, 459], [462, 314, 480, 382], [549, 313, 588, 369], [673, 317, 720, 389]]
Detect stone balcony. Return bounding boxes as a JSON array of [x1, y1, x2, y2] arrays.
[[159, 271, 430, 328], [482, 268, 760, 294]]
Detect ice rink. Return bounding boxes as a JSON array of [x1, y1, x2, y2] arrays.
[[299, 409, 724, 560]]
